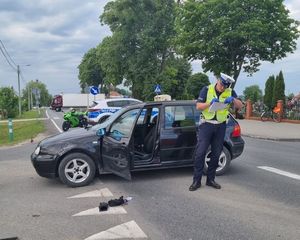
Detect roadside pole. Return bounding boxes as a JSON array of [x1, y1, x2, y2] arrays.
[[8, 118, 14, 142]]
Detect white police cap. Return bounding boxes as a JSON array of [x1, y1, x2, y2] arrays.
[[220, 73, 235, 87]]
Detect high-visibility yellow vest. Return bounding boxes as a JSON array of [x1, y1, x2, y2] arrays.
[[202, 84, 232, 122]]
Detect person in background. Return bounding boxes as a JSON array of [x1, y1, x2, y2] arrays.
[[189, 73, 243, 191], [290, 93, 300, 106]]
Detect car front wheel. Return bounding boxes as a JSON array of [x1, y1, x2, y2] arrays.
[[62, 121, 71, 131], [204, 146, 231, 176], [58, 153, 96, 187]]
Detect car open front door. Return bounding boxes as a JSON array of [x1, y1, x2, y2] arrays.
[[101, 108, 140, 180]]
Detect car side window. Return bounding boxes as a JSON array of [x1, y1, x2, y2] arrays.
[[109, 109, 140, 140], [128, 100, 140, 105], [164, 106, 196, 128], [106, 101, 114, 107], [193, 107, 201, 126], [107, 101, 124, 107], [136, 109, 147, 124]]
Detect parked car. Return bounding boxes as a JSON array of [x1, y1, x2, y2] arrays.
[[87, 98, 142, 124], [31, 101, 244, 187]]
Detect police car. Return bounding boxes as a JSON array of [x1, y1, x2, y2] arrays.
[[87, 98, 142, 124]]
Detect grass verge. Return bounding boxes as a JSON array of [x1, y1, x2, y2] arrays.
[[15, 109, 45, 119], [0, 113, 46, 146]]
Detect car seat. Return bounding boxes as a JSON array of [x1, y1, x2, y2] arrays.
[[143, 116, 157, 153]]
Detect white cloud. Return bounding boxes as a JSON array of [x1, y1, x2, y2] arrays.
[[0, 0, 111, 95]]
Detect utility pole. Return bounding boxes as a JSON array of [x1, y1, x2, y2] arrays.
[[28, 85, 31, 111], [17, 65, 21, 116], [30, 89, 33, 109]]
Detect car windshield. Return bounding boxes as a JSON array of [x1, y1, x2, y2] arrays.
[[89, 101, 99, 108], [89, 106, 133, 131]]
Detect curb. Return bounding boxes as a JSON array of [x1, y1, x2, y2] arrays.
[[242, 134, 300, 142]]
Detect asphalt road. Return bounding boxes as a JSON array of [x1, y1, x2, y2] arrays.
[[0, 109, 299, 240]]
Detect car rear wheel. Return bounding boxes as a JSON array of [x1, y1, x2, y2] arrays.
[[58, 153, 96, 187], [204, 146, 231, 176]]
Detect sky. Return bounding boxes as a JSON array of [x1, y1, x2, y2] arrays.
[[0, 0, 300, 98]]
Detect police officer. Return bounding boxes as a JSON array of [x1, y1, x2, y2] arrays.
[[189, 73, 243, 191]]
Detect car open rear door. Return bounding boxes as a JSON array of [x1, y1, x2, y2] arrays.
[[101, 108, 140, 180]]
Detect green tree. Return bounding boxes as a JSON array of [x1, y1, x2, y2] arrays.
[[243, 85, 262, 103], [158, 57, 192, 100], [264, 75, 275, 109], [0, 87, 18, 118], [175, 0, 299, 87], [115, 87, 131, 97], [100, 0, 179, 100], [97, 36, 124, 88], [184, 73, 210, 99], [273, 70, 285, 106], [78, 48, 105, 92], [22, 80, 52, 108]]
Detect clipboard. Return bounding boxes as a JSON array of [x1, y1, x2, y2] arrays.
[[208, 102, 228, 112]]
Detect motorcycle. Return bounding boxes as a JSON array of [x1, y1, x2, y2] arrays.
[[62, 110, 88, 131]]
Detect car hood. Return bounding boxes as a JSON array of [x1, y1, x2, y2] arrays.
[[40, 127, 97, 147]]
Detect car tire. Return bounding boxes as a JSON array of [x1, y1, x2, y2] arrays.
[[58, 153, 96, 187], [203, 146, 231, 176], [62, 121, 71, 131]]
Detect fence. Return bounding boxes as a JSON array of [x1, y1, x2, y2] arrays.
[[245, 99, 300, 121]]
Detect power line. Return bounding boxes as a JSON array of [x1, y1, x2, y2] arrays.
[[0, 40, 17, 72], [0, 40, 17, 68]]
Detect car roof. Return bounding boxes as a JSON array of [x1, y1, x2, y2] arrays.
[[94, 98, 142, 103], [124, 100, 197, 109]]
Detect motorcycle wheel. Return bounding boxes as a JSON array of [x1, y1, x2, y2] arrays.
[[62, 121, 71, 131]]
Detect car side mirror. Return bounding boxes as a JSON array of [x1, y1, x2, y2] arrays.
[[96, 128, 106, 137]]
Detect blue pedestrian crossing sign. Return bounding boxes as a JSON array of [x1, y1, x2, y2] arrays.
[[154, 84, 161, 94], [90, 86, 99, 95]]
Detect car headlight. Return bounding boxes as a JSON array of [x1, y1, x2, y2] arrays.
[[34, 146, 41, 155]]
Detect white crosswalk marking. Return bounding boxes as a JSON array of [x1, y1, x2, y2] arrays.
[[73, 206, 127, 217], [257, 166, 300, 180], [68, 188, 113, 198], [53, 117, 59, 120], [84, 220, 148, 240]]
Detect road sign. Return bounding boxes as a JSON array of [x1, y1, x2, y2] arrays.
[[90, 86, 99, 95], [154, 84, 161, 94]]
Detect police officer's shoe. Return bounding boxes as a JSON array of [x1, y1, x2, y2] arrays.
[[206, 180, 221, 189], [189, 182, 201, 191]]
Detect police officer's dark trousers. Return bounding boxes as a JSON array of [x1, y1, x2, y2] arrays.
[[193, 121, 226, 184]]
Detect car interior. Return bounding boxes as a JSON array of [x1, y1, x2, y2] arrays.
[[132, 107, 159, 161]]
